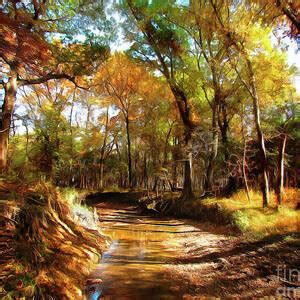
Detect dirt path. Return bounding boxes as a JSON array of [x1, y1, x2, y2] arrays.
[[86, 202, 300, 299]]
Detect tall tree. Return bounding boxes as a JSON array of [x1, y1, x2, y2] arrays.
[[180, 1, 241, 195], [0, 0, 108, 170], [210, 0, 293, 206], [94, 53, 170, 188], [122, 0, 196, 200]]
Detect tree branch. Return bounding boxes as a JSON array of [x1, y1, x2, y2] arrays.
[[18, 73, 88, 90], [276, 0, 300, 34]]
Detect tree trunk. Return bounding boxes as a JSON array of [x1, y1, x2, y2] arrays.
[[204, 100, 219, 194], [242, 137, 251, 202], [180, 130, 194, 201], [240, 111, 251, 202], [163, 121, 174, 165], [275, 133, 287, 206], [99, 161, 104, 190], [182, 151, 193, 198], [219, 104, 237, 197], [0, 70, 18, 171], [86, 104, 91, 130], [247, 59, 269, 207], [125, 116, 133, 188], [69, 99, 74, 157], [142, 153, 147, 188], [99, 108, 109, 189], [168, 85, 195, 201]]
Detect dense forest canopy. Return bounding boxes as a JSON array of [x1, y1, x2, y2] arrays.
[[1, 0, 299, 206]]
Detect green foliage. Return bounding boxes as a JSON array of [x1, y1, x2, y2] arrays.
[[60, 187, 82, 204], [232, 210, 251, 231]]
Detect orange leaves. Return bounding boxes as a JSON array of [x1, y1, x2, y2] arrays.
[[0, 11, 51, 68], [93, 53, 174, 119], [95, 53, 145, 97]]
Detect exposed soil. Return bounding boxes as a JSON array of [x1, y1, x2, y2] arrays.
[[87, 200, 300, 299], [165, 226, 300, 298]]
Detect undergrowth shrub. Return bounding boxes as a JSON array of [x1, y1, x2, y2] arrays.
[[0, 182, 107, 299]]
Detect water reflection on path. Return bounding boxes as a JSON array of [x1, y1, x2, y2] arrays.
[[87, 202, 200, 300]]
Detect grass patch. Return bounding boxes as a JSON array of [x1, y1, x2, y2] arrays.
[[188, 188, 299, 236]]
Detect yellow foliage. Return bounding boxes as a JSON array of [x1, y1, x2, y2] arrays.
[[199, 188, 300, 236], [93, 53, 174, 120]]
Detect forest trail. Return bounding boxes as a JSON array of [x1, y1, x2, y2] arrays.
[[86, 201, 299, 299]]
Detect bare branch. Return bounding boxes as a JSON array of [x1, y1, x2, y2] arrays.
[[18, 73, 88, 90]]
